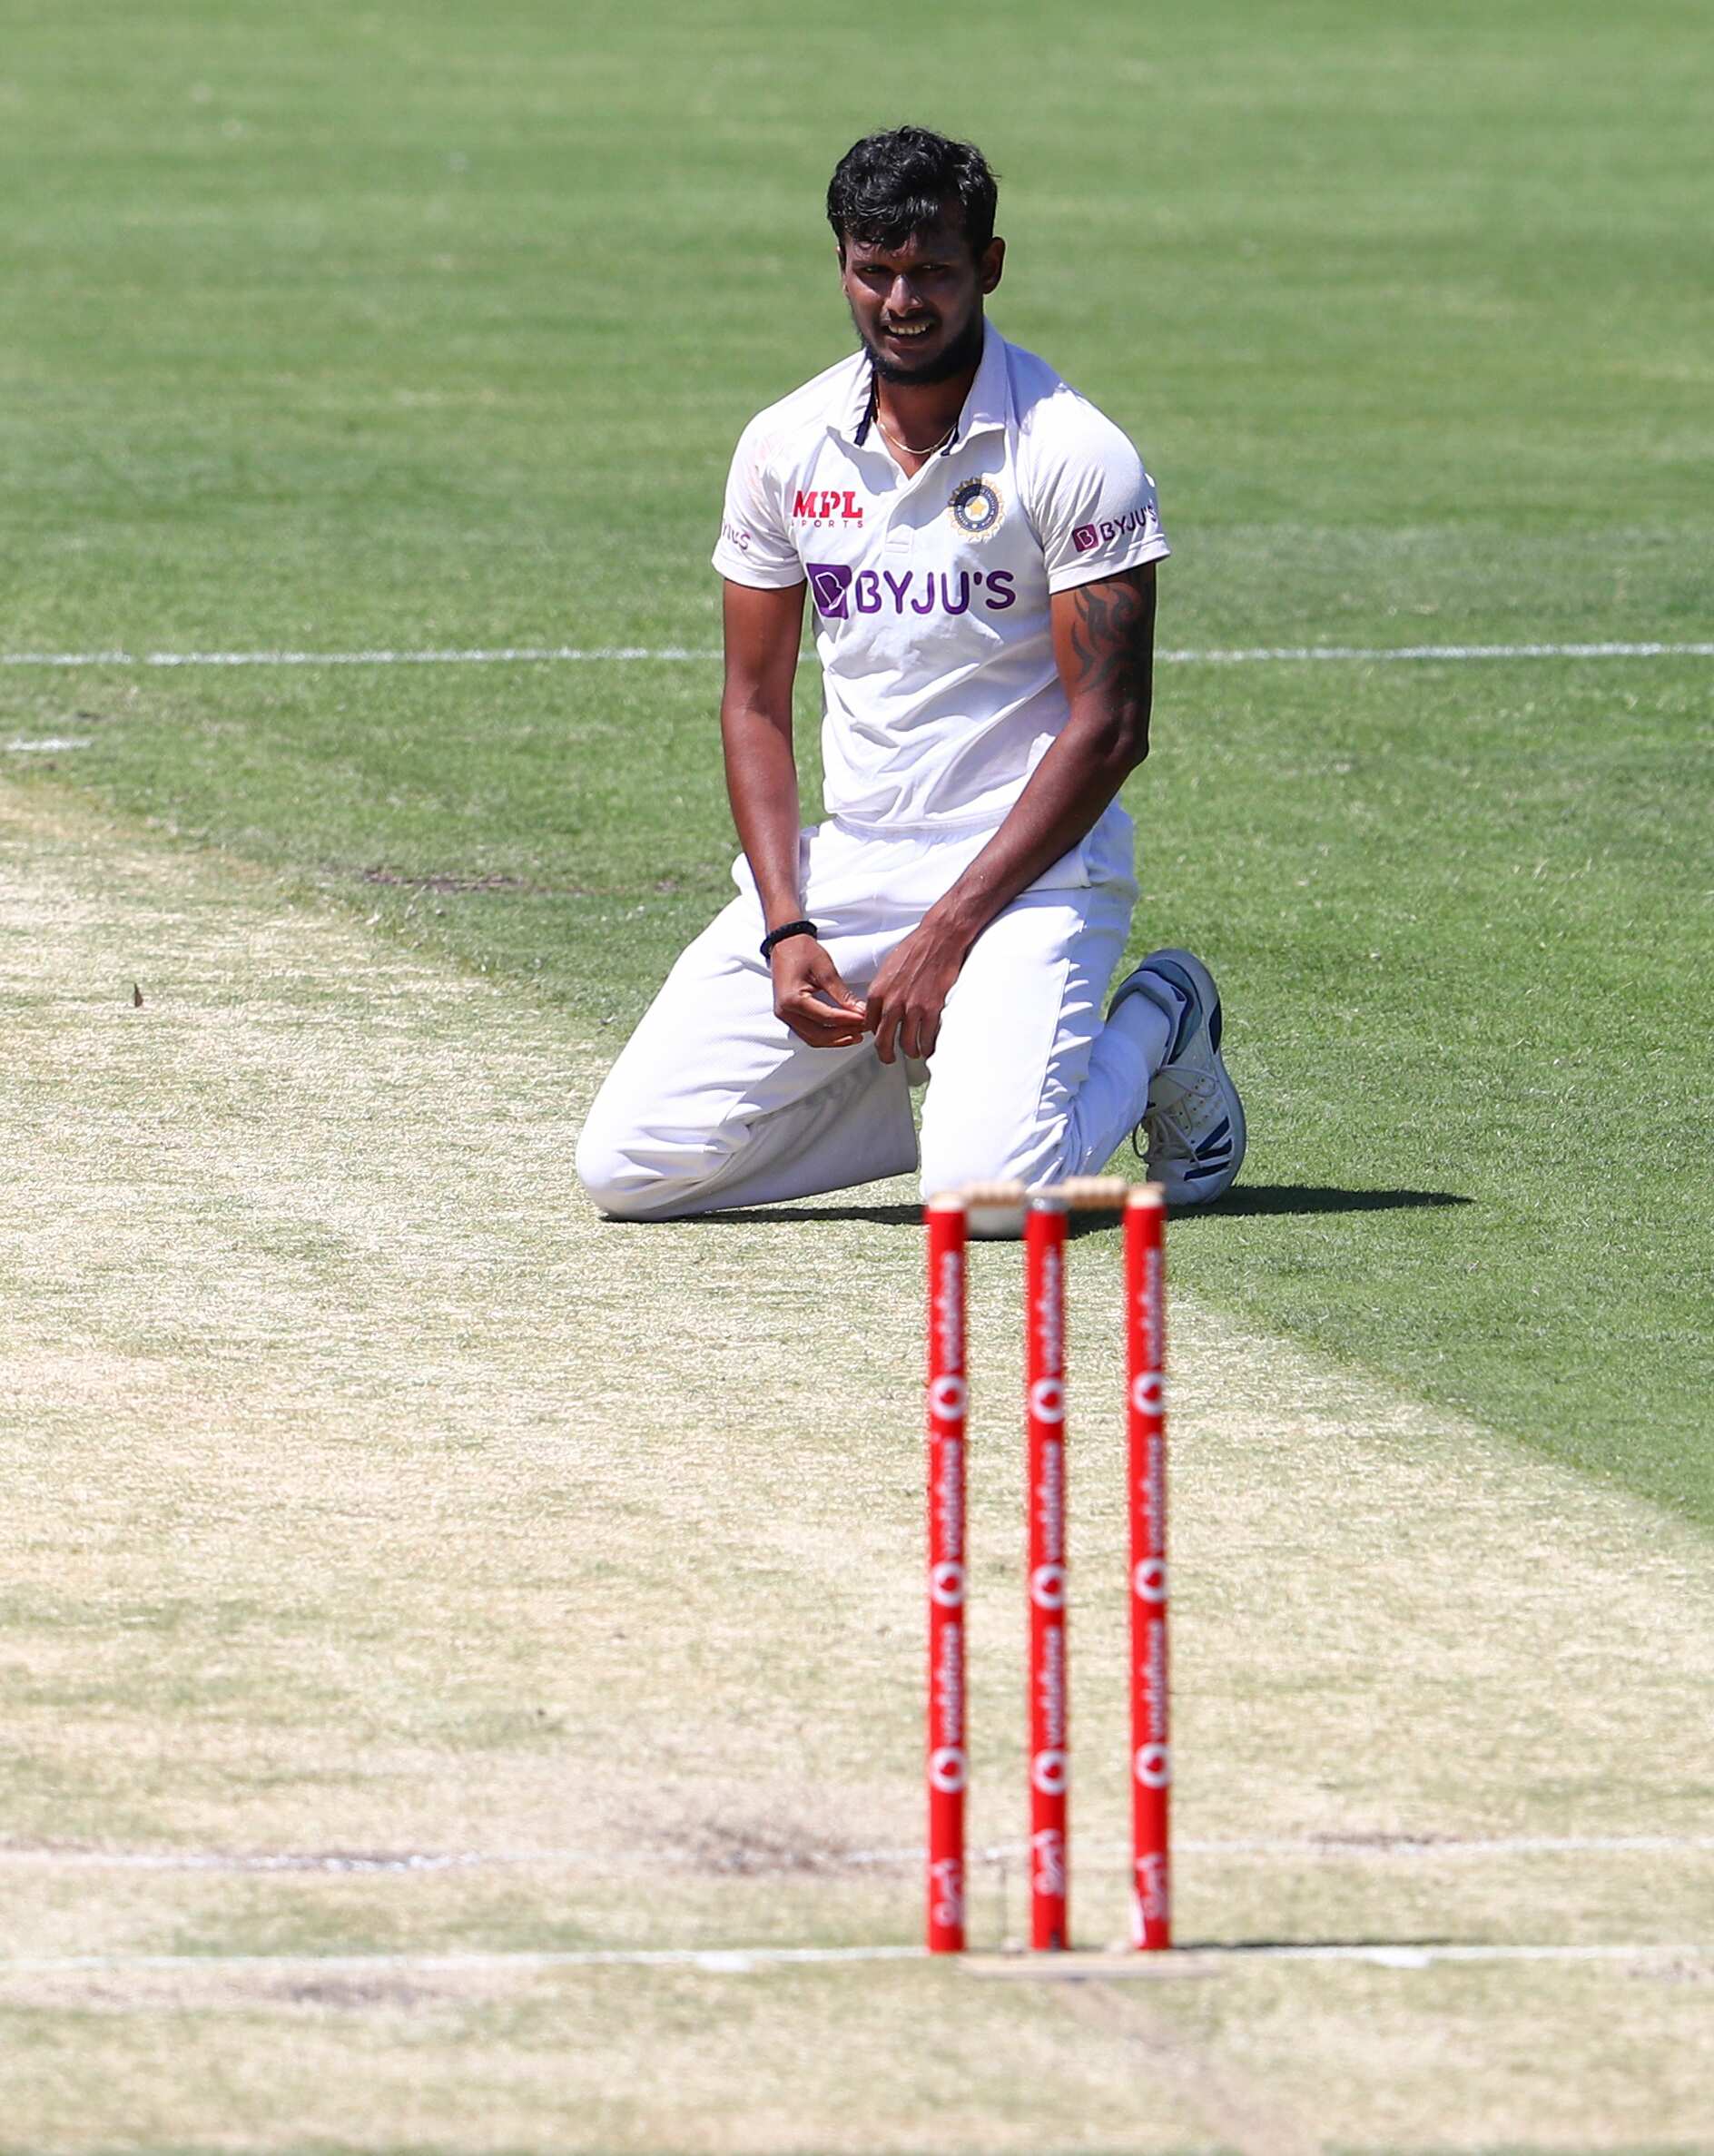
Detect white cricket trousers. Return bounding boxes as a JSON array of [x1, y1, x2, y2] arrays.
[[576, 803, 1168, 1219]]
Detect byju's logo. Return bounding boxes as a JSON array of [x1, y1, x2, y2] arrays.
[[804, 563, 1016, 621], [807, 563, 853, 618], [1072, 505, 1157, 555]]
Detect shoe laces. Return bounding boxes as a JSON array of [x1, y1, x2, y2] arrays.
[[1137, 1067, 1221, 1161]]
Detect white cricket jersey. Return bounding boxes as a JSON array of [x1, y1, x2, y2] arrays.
[[711, 325, 1169, 832]]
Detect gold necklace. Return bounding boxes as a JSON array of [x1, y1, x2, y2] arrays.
[[872, 403, 956, 460]]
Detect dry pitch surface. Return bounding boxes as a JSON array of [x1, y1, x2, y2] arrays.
[[2, 782, 1710, 2155]]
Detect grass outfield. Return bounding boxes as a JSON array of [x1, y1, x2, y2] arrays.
[[5, 0, 1710, 1522]]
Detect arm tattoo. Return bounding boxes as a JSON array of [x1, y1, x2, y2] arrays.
[[1067, 569, 1156, 704]]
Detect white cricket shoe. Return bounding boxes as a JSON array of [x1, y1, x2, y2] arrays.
[[1109, 948, 1246, 1206]]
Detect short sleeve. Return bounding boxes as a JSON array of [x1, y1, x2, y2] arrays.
[[1029, 404, 1171, 594], [711, 418, 804, 588]]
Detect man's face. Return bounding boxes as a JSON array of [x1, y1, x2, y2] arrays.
[[839, 211, 1005, 385]]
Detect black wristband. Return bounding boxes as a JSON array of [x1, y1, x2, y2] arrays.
[[760, 919, 819, 961]]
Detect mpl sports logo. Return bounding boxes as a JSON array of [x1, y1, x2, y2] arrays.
[[1071, 503, 1158, 554], [793, 487, 864, 527]]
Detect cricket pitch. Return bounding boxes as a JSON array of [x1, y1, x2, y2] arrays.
[[2, 783, 1710, 2154]]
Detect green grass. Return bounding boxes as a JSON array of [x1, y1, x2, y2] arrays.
[[3, 0, 1711, 1523]]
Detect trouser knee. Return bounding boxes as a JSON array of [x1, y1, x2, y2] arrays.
[[917, 1123, 1073, 1204], [574, 1099, 722, 1221]]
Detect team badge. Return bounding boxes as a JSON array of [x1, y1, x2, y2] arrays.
[[948, 477, 1003, 539]]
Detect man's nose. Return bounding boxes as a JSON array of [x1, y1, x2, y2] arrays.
[[888, 274, 923, 316]]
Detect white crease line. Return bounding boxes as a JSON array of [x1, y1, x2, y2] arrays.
[[1188, 1943, 1709, 1969], [2, 641, 1712, 670], [4, 1833, 1708, 1875], [5, 1944, 921, 1974], [1, 1942, 1703, 1976], [1180, 1833, 1714, 1859]]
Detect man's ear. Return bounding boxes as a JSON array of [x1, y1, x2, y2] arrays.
[[980, 237, 1006, 296]]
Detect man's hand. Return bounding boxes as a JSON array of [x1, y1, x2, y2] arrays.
[[771, 936, 867, 1048], [863, 915, 970, 1065]]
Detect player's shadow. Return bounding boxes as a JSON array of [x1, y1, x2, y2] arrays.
[[680, 1186, 1470, 1228], [1173, 1184, 1472, 1222], [680, 1202, 925, 1227]]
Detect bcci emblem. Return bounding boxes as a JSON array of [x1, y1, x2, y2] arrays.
[[948, 477, 1002, 538]]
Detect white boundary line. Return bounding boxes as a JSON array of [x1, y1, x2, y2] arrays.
[[0, 646, 720, 668], [1158, 640, 1714, 665], [3, 1832, 1708, 1875], [3, 640, 1712, 671], [2, 1941, 1704, 1975]]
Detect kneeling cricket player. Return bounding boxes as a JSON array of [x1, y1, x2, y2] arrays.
[[578, 126, 1246, 1221]]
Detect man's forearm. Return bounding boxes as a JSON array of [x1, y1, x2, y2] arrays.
[[721, 699, 806, 930], [928, 706, 1146, 952], [927, 561, 1157, 956]]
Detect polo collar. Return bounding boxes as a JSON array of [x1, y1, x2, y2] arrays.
[[957, 321, 1010, 442], [841, 322, 1011, 456]]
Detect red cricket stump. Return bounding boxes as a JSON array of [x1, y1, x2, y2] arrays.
[[1126, 1184, 1172, 1949], [1024, 1196, 1070, 1951], [925, 1194, 969, 1954]]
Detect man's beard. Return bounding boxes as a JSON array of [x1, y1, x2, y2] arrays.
[[856, 308, 986, 386]]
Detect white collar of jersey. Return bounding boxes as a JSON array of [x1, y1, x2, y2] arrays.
[[836, 320, 1012, 456]]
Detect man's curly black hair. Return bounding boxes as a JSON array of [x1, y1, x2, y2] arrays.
[[826, 126, 999, 260]]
